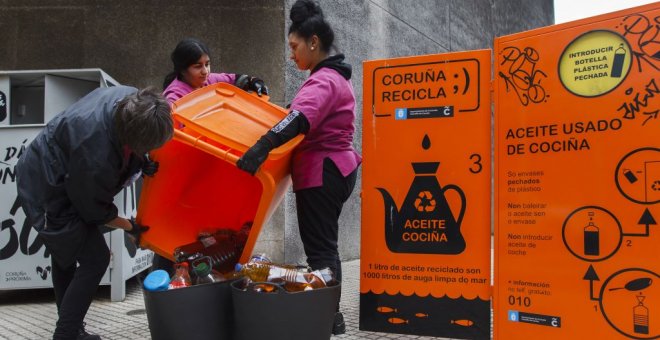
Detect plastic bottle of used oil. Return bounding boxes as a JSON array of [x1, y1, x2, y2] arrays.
[[235, 262, 326, 292]]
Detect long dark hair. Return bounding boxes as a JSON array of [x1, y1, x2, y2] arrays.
[[288, 0, 335, 53], [162, 38, 211, 89]]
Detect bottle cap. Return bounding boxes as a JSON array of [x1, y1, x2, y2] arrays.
[[235, 263, 244, 272], [194, 262, 211, 275], [143, 270, 170, 291], [249, 253, 271, 264]]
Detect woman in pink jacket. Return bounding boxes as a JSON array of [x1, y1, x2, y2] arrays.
[[163, 38, 268, 104], [153, 38, 270, 271], [237, 0, 360, 334]]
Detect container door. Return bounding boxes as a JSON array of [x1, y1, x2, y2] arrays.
[[361, 49, 492, 339], [494, 3, 659, 339]]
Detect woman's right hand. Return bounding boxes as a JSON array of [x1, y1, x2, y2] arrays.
[[237, 137, 272, 175]]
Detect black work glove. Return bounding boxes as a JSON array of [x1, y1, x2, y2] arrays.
[[236, 137, 272, 175], [235, 74, 269, 97], [127, 218, 150, 247], [142, 154, 159, 177]]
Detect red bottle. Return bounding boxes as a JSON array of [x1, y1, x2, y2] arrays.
[[168, 262, 192, 289]]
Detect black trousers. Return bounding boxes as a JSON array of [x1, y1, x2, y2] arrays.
[[51, 225, 110, 340], [295, 158, 357, 284]]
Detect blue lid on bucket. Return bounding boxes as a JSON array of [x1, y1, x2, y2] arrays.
[[144, 270, 171, 291]]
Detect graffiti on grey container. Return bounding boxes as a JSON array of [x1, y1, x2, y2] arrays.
[[1, 139, 27, 184], [0, 196, 48, 260], [0, 91, 6, 122]]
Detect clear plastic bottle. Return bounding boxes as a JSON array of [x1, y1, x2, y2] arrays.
[[192, 260, 226, 285], [235, 262, 271, 282], [311, 267, 338, 286], [235, 263, 327, 292], [168, 262, 192, 289], [247, 253, 272, 265]]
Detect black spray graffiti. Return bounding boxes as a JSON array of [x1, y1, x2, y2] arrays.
[[1, 184, 140, 261], [498, 46, 548, 106], [0, 196, 47, 260], [0, 139, 27, 185], [619, 13, 660, 73], [0, 91, 6, 123], [617, 78, 660, 126]]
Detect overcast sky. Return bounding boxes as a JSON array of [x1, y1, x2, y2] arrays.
[[554, 0, 657, 23]]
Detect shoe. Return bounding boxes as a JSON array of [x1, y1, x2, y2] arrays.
[[77, 322, 101, 340], [332, 312, 346, 335]]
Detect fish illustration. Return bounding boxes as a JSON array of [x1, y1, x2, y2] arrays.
[[377, 306, 398, 313], [415, 313, 429, 318], [451, 319, 474, 327], [388, 317, 409, 325]]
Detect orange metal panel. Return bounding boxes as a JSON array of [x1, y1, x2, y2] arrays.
[[361, 50, 492, 339], [494, 3, 660, 339]]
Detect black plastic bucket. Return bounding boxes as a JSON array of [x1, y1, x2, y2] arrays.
[[231, 280, 340, 340], [142, 279, 235, 340]]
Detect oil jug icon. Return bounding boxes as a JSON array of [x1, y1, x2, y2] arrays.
[[376, 136, 466, 254]]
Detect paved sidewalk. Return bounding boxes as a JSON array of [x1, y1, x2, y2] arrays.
[[0, 259, 455, 339]]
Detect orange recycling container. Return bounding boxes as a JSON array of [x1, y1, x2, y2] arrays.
[[137, 83, 302, 264]]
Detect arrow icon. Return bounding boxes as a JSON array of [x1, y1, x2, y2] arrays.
[[622, 208, 656, 237], [583, 265, 600, 301]]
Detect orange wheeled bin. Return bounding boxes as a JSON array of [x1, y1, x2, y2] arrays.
[[137, 83, 302, 340], [137, 82, 302, 263]]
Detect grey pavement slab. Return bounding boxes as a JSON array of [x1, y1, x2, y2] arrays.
[[0, 259, 456, 339]]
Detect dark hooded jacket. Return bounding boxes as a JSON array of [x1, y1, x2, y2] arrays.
[[16, 85, 143, 266], [311, 53, 352, 80]]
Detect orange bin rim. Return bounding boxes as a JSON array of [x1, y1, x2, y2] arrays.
[[171, 82, 298, 159]]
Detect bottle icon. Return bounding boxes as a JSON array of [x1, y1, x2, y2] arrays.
[[633, 294, 649, 334], [623, 168, 638, 184], [192, 257, 226, 285], [169, 262, 192, 289], [583, 212, 600, 256], [611, 44, 626, 78]]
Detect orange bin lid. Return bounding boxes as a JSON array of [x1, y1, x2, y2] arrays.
[[137, 83, 302, 264], [171, 82, 299, 159]]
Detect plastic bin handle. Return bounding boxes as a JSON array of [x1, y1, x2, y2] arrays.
[[174, 129, 240, 165]]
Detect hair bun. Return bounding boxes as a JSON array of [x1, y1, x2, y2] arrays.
[[290, 0, 323, 24]]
